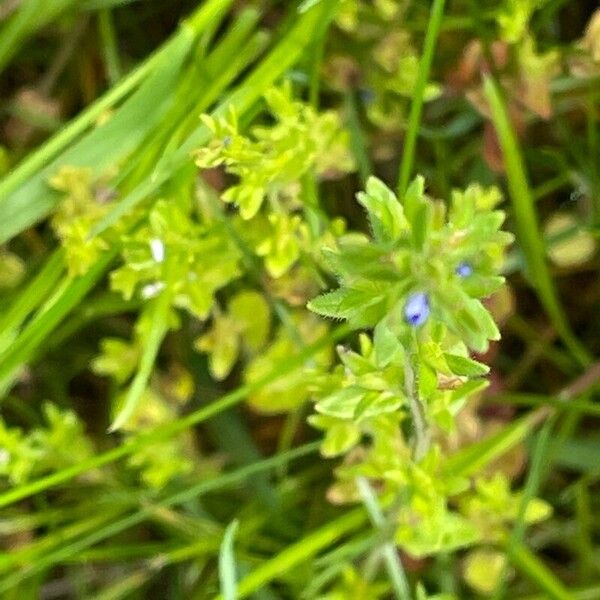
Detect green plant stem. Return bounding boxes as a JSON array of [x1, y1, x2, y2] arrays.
[[404, 339, 430, 462], [396, 0, 446, 196], [492, 416, 557, 600]]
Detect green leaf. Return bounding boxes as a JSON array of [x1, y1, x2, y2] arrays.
[[315, 386, 366, 419], [307, 285, 386, 324], [320, 422, 361, 457], [373, 321, 403, 368], [444, 353, 490, 377], [356, 177, 408, 243]]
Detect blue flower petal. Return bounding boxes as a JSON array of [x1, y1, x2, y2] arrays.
[[404, 292, 430, 327]]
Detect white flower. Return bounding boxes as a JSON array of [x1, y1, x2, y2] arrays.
[[141, 281, 165, 299], [149, 238, 165, 263]]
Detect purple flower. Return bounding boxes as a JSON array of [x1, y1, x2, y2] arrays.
[[455, 262, 473, 278], [404, 292, 430, 327]]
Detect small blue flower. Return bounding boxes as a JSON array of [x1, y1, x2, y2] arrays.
[[404, 292, 430, 327], [455, 262, 473, 278], [222, 136, 232, 148], [359, 88, 376, 105]]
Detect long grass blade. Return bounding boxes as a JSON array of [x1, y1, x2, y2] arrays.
[[396, 0, 446, 196], [483, 76, 591, 367], [219, 520, 240, 600], [0, 324, 350, 508]]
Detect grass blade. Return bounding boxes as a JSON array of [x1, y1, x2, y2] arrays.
[[483, 76, 591, 367], [229, 508, 368, 599], [357, 476, 411, 600], [444, 409, 546, 478], [219, 520, 240, 600], [0, 324, 350, 508], [0, 249, 65, 355], [108, 289, 172, 431], [0, 249, 117, 397], [508, 542, 574, 600], [396, 0, 446, 196]]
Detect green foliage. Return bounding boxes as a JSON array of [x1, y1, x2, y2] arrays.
[[196, 290, 271, 380], [49, 166, 110, 276], [110, 198, 241, 319], [196, 81, 353, 220], [0, 0, 597, 598], [0, 403, 92, 484], [309, 176, 512, 351], [307, 176, 550, 561]]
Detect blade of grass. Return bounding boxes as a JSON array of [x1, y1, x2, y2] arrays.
[[219, 519, 240, 600], [518, 585, 600, 600], [0, 249, 65, 355], [98, 8, 122, 84], [396, 0, 446, 196], [573, 481, 594, 579], [492, 416, 557, 600], [91, 0, 344, 235], [0, 442, 320, 592], [227, 508, 368, 599], [483, 76, 591, 367], [0, 324, 350, 508], [109, 288, 172, 431], [488, 393, 600, 417], [356, 476, 411, 600], [508, 541, 574, 600], [444, 409, 547, 478], [0, 249, 117, 398]]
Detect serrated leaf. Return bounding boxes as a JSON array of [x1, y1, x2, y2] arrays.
[[307, 285, 385, 323], [356, 177, 408, 243], [315, 386, 366, 419], [444, 353, 489, 377]]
